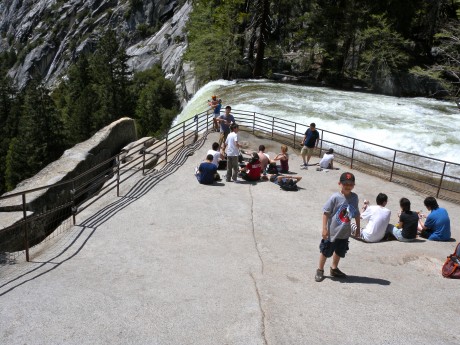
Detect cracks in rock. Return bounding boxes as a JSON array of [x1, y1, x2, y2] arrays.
[[250, 271, 268, 345], [249, 185, 264, 275]]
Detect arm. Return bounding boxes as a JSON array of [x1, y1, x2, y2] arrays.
[[321, 212, 329, 240], [322, 212, 329, 239]]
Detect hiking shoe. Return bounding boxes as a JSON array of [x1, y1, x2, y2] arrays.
[[315, 269, 324, 282], [330, 267, 347, 278]]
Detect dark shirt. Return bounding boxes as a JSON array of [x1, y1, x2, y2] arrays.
[[304, 128, 319, 148], [218, 114, 235, 133], [400, 211, 419, 239], [198, 162, 217, 185]]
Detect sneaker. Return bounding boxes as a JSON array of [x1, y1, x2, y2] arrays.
[[315, 269, 324, 282], [330, 267, 347, 278], [300, 163, 307, 167]]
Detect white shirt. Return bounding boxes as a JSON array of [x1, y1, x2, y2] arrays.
[[319, 153, 334, 168], [207, 149, 220, 166], [361, 205, 391, 242], [225, 132, 239, 156]]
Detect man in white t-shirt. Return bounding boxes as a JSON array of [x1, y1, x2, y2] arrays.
[[319, 148, 334, 169], [351, 193, 391, 242], [207, 142, 221, 166], [224, 123, 241, 182]]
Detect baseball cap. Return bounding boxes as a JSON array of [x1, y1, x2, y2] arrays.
[[340, 172, 355, 184]]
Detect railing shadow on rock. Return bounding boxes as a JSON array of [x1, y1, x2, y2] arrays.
[[1, 109, 459, 263]]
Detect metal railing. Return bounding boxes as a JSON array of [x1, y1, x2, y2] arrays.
[[1, 109, 459, 261]]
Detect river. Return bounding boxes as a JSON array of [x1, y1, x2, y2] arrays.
[[177, 80, 460, 164]]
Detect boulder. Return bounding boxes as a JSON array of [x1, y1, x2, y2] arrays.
[[0, 117, 137, 213]]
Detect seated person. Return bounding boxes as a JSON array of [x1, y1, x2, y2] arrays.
[[271, 144, 289, 173], [240, 152, 262, 181], [258, 145, 270, 172], [319, 148, 334, 169], [351, 193, 391, 242], [207, 142, 221, 166], [390, 197, 419, 242], [195, 154, 218, 185], [418, 196, 451, 241]]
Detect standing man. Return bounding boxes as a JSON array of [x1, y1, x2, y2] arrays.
[[301, 122, 320, 169], [224, 124, 241, 182], [217, 106, 235, 147]]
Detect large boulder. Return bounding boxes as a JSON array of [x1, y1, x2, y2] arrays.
[[0, 117, 137, 213], [0, 117, 137, 252]]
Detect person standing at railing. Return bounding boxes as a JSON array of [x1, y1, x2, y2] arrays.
[[301, 122, 320, 169], [418, 196, 451, 241], [217, 106, 235, 148], [224, 124, 241, 182], [211, 98, 222, 131]]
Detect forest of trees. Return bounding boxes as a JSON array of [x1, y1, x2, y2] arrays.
[[1, 1, 459, 194], [0, 30, 179, 194], [185, 0, 459, 98]]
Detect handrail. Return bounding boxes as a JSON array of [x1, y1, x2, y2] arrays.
[[1, 108, 459, 261]]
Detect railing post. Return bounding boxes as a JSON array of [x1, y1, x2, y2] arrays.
[[253, 112, 255, 134], [165, 136, 169, 163], [182, 122, 185, 146], [22, 194, 29, 262], [116, 154, 121, 196], [390, 151, 397, 182], [271, 117, 274, 140], [437, 162, 447, 198], [206, 112, 209, 131], [294, 123, 297, 148], [350, 139, 356, 169], [71, 181, 76, 225], [318, 130, 323, 157], [142, 144, 146, 175]]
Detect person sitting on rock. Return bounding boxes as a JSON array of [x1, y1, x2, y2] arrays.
[[418, 196, 451, 241], [240, 152, 262, 181], [195, 154, 219, 185], [319, 148, 334, 169], [271, 144, 289, 173]]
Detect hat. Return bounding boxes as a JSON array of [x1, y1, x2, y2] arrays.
[[340, 172, 355, 184]]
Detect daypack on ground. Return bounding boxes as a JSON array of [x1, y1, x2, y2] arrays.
[[442, 242, 460, 279]]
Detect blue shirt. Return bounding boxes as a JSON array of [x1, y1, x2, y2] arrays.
[[304, 128, 319, 148], [197, 162, 217, 185], [424, 207, 451, 241]]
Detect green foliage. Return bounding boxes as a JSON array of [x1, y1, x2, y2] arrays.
[[131, 66, 180, 137], [357, 14, 411, 82], [184, 0, 245, 82]]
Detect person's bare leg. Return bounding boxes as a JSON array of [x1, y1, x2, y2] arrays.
[[331, 253, 341, 269], [318, 253, 327, 270]]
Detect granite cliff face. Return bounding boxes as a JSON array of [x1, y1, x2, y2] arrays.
[[0, 0, 197, 101]]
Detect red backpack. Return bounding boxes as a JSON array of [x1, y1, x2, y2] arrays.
[[442, 242, 460, 279]]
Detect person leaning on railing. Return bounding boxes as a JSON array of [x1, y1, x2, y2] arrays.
[[418, 196, 451, 241]]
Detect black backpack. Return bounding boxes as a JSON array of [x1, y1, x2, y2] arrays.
[[279, 178, 298, 191]]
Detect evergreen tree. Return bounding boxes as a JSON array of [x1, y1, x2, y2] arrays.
[[90, 29, 132, 129], [132, 66, 179, 137], [5, 80, 65, 190]]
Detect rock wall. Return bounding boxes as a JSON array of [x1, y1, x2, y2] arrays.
[[0, 117, 137, 213], [0, 0, 198, 103]]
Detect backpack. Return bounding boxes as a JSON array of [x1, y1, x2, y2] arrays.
[[279, 178, 298, 191], [266, 162, 278, 174], [442, 242, 460, 279]]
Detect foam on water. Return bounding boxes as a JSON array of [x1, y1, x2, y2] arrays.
[[177, 80, 460, 163]]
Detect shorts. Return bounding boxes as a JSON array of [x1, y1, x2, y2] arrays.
[[319, 238, 349, 258], [301, 146, 315, 156]]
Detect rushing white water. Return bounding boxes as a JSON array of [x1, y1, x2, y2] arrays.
[[177, 79, 460, 164]]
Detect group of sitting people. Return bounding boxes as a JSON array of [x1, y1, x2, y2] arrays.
[[195, 141, 302, 188], [351, 193, 451, 242]]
